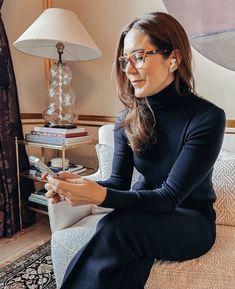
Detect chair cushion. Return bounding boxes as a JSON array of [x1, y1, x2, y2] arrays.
[[146, 225, 235, 289], [217, 149, 235, 160], [51, 214, 106, 288], [213, 159, 235, 226], [52, 215, 235, 289]]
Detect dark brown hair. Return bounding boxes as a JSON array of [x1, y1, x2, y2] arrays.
[[115, 12, 195, 153]]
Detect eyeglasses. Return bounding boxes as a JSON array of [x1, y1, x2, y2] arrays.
[[118, 48, 171, 72]]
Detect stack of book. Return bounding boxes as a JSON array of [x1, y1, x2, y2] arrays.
[[50, 163, 87, 174], [28, 188, 48, 206], [28, 165, 43, 178], [28, 164, 86, 206], [28, 163, 87, 178], [25, 126, 92, 145]]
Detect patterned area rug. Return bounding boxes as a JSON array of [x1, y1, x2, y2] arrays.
[[0, 241, 56, 289]]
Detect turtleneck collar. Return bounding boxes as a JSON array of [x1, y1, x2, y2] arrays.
[[146, 80, 184, 109]]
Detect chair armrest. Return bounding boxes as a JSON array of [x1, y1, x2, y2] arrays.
[[84, 170, 101, 181], [47, 171, 101, 233], [48, 201, 92, 233]]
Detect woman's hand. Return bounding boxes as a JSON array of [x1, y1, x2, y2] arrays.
[[44, 172, 107, 206], [42, 171, 82, 204]]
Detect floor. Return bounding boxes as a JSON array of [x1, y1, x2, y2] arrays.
[[0, 214, 51, 267]]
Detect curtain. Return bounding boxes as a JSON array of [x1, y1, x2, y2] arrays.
[[0, 0, 35, 237]]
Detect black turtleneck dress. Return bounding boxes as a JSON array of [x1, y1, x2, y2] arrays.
[[61, 82, 226, 289]]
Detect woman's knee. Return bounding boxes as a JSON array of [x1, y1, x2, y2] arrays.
[[96, 208, 143, 232], [96, 209, 128, 233]]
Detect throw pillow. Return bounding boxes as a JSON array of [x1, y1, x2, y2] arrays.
[[213, 159, 235, 226], [96, 143, 114, 181]]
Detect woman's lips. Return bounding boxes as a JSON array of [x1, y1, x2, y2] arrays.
[[131, 80, 144, 86]]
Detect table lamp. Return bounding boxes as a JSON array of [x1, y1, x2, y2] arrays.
[[14, 8, 102, 128]]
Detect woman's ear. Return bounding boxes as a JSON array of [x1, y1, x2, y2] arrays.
[[172, 49, 182, 67], [169, 49, 182, 73]]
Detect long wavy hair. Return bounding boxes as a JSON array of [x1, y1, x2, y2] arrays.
[[115, 12, 195, 153]]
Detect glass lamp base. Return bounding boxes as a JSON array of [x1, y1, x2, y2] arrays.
[[43, 62, 77, 127]]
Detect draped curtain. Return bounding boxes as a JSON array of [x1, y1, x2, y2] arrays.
[[0, 0, 35, 237]]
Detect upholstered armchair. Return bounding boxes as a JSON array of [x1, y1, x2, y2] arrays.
[[48, 124, 235, 289]]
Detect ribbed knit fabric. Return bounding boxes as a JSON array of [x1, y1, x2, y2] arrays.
[[99, 81, 226, 215]]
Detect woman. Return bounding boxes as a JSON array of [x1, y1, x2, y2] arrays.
[[45, 12, 225, 289]]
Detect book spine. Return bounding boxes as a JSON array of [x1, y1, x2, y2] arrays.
[[29, 169, 42, 178], [69, 168, 87, 174], [25, 134, 92, 145], [62, 135, 92, 144], [49, 165, 86, 174], [28, 195, 48, 206], [34, 126, 85, 134], [31, 131, 88, 138], [25, 134, 64, 145], [31, 192, 47, 200]]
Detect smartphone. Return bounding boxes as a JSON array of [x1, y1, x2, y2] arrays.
[[29, 155, 58, 178]]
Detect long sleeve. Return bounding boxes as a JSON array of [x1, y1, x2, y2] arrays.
[[99, 85, 226, 213]]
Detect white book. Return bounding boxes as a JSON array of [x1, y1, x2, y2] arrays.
[[34, 126, 86, 134], [28, 195, 48, 206], [69, 167, 87, 174], [50, 165, 87, 175], [25, 134, 92, 145]]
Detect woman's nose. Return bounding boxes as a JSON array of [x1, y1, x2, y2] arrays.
[[125, 61, 138, 74]]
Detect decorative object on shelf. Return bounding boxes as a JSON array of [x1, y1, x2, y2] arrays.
[[51, 157, 69, 169], [13, 8, 102, 128]]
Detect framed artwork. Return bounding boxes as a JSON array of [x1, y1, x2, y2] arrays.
[[163, 0, 235, 71]]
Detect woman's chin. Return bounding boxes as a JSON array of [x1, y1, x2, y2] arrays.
[[134, 89, 148, 98]]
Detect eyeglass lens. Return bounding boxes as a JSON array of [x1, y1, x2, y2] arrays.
[[119, 51, 145, 71]]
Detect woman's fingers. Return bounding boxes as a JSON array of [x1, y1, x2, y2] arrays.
[[45, 189, 57, 198], [47, 176, 61, 191], [51, 194, 61, 204], [41, 172, 48, 181], [44, 182, 52, 191], [45, 178, 71, 200], [45, 176, 90, 205], [58, 171, 80, 180], [47, 177, 75, 196], [45, 189, 65, 204]]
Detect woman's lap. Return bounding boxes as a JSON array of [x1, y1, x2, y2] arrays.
[[96, 207, 216, 261], [61, 207, 216, 289]]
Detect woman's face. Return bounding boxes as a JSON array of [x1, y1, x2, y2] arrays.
[[123, 28, 175, 98]]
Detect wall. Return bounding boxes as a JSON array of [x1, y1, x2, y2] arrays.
[[52, 0, 167, 116], [1, 0, 46, 113], [1, 0, 235, 168], [2, 0, 235, 118]]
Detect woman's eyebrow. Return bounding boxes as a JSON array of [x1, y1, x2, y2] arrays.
[[123, 48, 144, 56]]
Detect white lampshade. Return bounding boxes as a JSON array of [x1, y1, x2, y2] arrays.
[[13, 8, 102, 61]]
